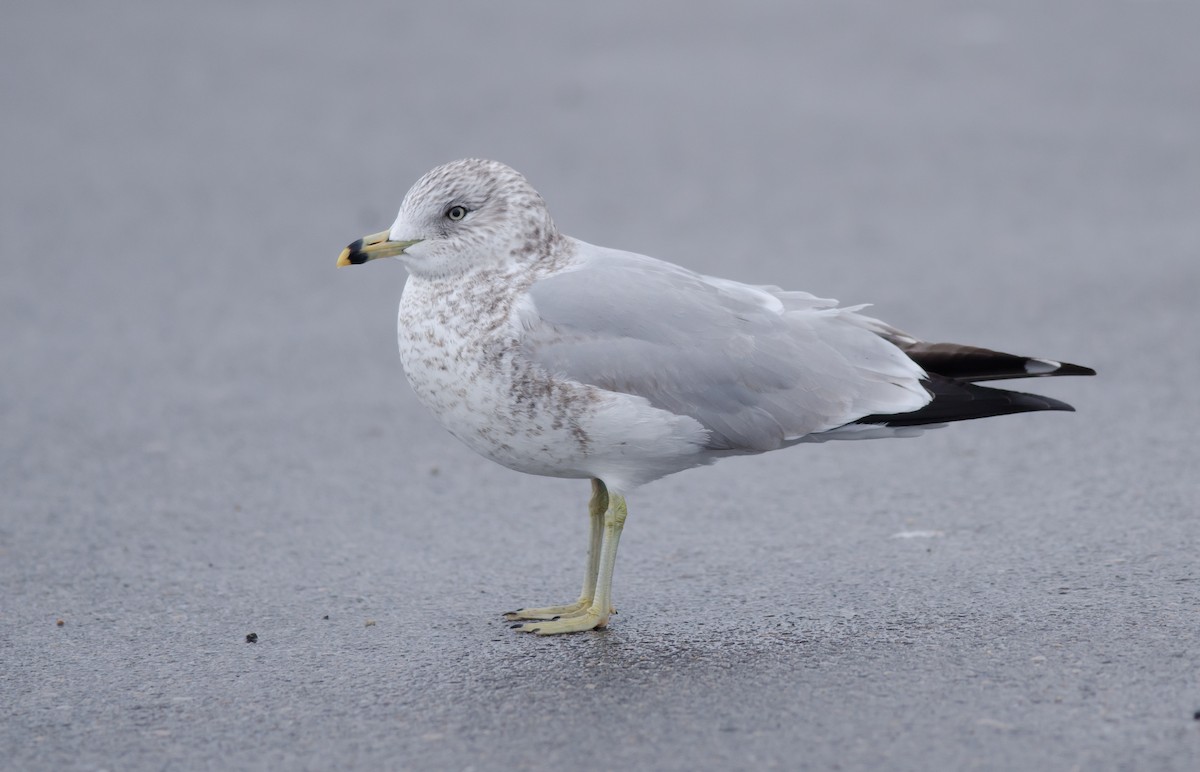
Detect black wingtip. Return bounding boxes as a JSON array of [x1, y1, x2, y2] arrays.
[[859, 377, 1079, 427], [1041, 396, 1076, 413], [1053, 362, 1096, 377], [895, 341, 1095, 382]]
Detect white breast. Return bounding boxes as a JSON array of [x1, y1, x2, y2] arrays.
[[397, 272, 710, 491]]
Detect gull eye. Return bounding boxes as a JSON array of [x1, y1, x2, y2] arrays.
[[446, 205, 467, 221]]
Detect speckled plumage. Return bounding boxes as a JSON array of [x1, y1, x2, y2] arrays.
[[339, 158, 1092, 634], [394, 160, 710, 492], [384, 159, 942, 492]]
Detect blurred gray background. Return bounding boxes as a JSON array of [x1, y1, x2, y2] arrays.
[[2, 1, 1198, 770]]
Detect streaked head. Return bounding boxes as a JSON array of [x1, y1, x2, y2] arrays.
[[337, 159, 560, 278]]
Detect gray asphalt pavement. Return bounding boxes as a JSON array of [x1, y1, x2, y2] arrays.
[[3, 2, 1198, 770]]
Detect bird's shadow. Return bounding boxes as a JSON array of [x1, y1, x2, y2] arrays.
[[454, 606, 985, 699]]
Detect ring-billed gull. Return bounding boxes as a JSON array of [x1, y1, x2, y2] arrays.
[[337, 159, 1094, 635]]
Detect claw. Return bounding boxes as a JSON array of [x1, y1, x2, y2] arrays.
[[509, 609, 608, 635], [503, 600, 591, 621]]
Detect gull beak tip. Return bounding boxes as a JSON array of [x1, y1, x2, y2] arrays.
[[336, 231, 420, 268]]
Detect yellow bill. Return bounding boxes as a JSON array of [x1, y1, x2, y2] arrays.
[[337, 231, 423, 267]]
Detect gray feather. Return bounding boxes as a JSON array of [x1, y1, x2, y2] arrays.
[[519, 244, 930, 452]]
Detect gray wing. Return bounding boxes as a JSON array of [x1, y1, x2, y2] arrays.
[[519, 244, 930, 452]]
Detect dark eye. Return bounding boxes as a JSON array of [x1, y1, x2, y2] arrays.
[[446, 205, 467, 221]]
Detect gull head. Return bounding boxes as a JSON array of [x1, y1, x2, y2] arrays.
[[338, 159, 560, 278]]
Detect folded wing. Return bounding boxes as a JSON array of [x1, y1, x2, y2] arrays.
[[520, 245, 931, 452]]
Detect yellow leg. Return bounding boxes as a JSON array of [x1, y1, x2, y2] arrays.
[[504, 479, 608, 621], [512, 490, 628, 635]]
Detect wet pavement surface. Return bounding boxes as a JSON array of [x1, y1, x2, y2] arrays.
[[3, 2, 1198, 769]]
